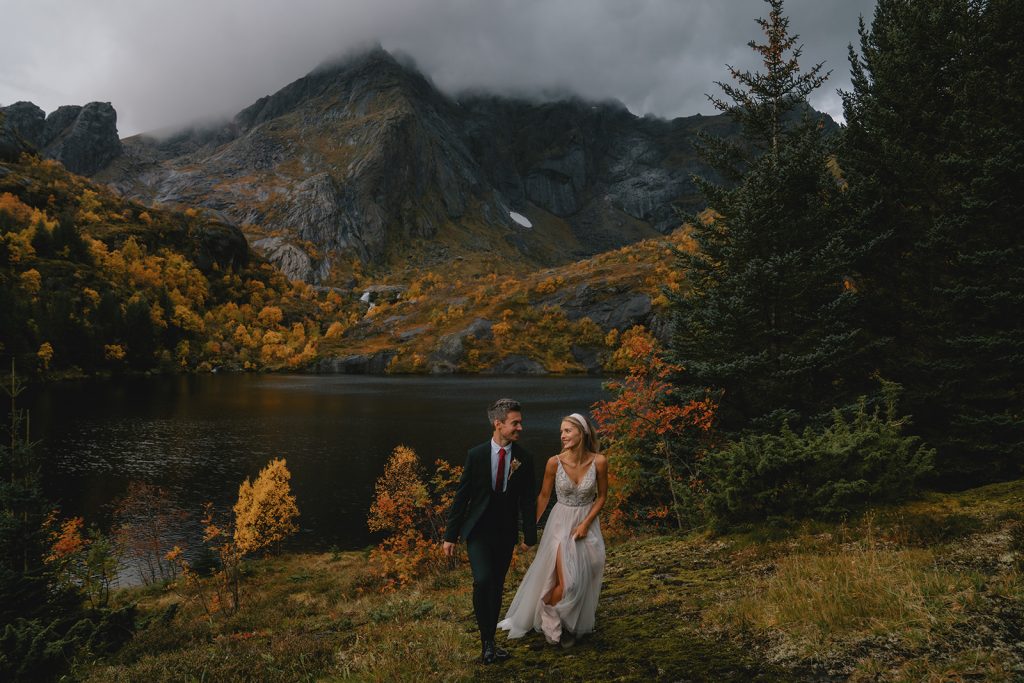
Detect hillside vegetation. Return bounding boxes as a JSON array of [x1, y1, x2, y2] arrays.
[[1, 154, 680, 379]]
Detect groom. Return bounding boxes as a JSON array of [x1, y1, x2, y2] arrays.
[[443, 398, 537, 664]]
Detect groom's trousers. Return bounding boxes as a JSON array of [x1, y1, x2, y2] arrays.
[[466, 498, 515, 642], [467, 534, 514, 642]]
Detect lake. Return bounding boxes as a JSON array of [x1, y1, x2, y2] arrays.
[[27, 373, 609, 565]]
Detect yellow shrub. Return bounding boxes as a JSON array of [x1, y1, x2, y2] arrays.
[[19, 268, 42, 295], [233, 458, 299, 555], [257, 305, 284, 326], [104, 344, 126, 361], [324, 321, 346, 339], [37, 342, 54, 369]]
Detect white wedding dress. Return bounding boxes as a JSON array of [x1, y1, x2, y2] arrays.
[[498, 459, 605, 642]]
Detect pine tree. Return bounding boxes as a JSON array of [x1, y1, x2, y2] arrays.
[[0, 362, 53, 624], [841, 0, 1024, 484], [671, 0, 874, 435]]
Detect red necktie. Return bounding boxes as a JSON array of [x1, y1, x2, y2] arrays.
[[496, 447, 506, 491]]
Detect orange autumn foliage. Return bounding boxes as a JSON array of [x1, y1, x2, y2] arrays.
[[367, 446, 462, 590], [593, 326, 717, 530], [47, 516, 87, 562]]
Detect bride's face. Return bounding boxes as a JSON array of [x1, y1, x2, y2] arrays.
[[560, 421, 582, 450]]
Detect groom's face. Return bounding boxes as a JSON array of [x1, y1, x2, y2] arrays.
[[493, 410, 524, 444]]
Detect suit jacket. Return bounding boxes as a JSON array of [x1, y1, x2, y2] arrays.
[[444, 441, 537, 546]]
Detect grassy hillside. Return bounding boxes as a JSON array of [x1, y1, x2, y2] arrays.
[[82, 480, 1024, 682]]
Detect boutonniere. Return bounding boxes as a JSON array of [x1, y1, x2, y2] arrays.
[[509, 458, 522, 476]]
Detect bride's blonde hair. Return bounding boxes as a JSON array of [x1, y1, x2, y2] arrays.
[[562, 413, 599, 454]]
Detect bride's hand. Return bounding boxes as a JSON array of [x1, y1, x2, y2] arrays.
[[573, 523, 589, 540]]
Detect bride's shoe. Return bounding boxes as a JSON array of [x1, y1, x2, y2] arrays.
[[540, 601, 562, 645]]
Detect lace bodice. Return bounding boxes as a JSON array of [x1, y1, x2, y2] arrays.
[[555, 459, 598, 507]]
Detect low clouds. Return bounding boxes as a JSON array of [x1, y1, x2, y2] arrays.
[[1, 0, 875, 137]]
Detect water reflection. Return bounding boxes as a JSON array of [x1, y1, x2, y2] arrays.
[[29, 374, 609, 561]]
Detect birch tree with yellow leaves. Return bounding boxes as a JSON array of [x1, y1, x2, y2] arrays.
[[233, 457, 299, 555]]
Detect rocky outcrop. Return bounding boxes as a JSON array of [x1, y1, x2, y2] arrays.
[[190, 220, 250, 274], [543, 283, 654, 332], [252, 236, 328, 283], [312, 350, 396, 374], [0, 102, 46, 161], [428, 318, 493, 372], [571, 345, 606, 374], [483, 354, 548, 375], [0, 100, 122, 174], [359, 285, 406, 306]]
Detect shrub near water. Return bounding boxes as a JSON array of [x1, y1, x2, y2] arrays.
[[367, 445, 462, 589]]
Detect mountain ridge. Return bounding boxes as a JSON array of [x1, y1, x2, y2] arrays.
[[7, 46, 746, 284]]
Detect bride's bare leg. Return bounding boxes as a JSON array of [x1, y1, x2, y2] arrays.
[[543, 544, 566, 606]]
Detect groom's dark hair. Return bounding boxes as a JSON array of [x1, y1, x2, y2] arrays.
[[487, 398, 521, 424]]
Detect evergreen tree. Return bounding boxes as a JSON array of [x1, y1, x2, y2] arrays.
[[0, 363, 54, 624], [841, 0, 1024, 484], [671, 0, 874, 435]]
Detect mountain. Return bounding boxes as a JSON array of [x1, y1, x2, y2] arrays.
[[81, 46, 737, 283]]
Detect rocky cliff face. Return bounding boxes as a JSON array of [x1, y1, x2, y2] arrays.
[[13, 47, 743, 284], [0, 101, 122, 174], [458, 95, 735, 250], [99, 48, 504, 281]]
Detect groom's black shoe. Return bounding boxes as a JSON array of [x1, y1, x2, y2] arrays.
[[482, 641, 496, 665], [493, 644, 512, 661]]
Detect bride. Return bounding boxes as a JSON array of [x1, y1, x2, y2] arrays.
[[498, 412, 607, 646]]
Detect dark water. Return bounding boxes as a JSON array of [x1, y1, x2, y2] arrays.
[[26, 374, 608, 560]]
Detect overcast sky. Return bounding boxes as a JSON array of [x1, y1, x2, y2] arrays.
[[1, 0, 877, 137]]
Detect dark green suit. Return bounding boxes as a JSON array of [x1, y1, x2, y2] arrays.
[[445, 441, 537, 642]]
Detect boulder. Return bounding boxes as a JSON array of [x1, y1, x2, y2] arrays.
[[428, 360, 458, 374], [561, 290, 652, 332], [394, 325, 430, 343], [431, 318, 493, 364], [313, 350, 396, 374], [252, 236, 327, 283], [191, 221, 249, 273], [571, 345, 605, 374], [360, 285, 405, 306], [484, 354, 547, 375]]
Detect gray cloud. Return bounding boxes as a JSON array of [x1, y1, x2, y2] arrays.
[[1, 0, 875, 137]]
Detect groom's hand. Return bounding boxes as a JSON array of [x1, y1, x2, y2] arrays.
[[442, 541, 456, 557], [518, 542, 529, 553]]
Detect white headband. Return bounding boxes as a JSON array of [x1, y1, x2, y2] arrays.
[[568, 413, 590, 434]]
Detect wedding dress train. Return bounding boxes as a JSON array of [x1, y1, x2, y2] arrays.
[[498, 459, 605, 642]]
